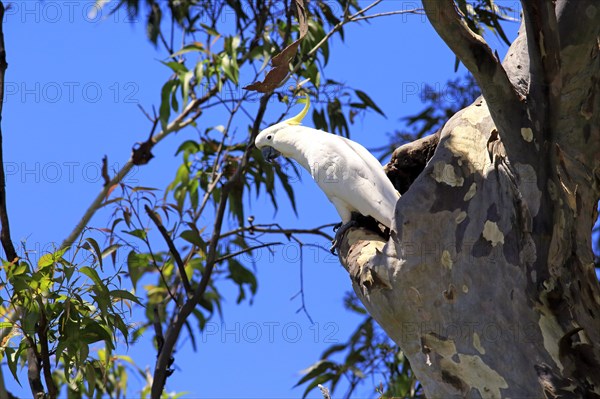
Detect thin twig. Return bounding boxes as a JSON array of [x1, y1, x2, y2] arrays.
[[214, 242, 282, 264], [286, 3, 421, 81], [196, 172, 224, 218], [297, 244, 314, 324], [145, 205, 192, 295], [352, 9, 425, 22], [353, 0, 384, 17], [219, 223, 335, 241]]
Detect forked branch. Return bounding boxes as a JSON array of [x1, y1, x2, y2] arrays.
[[145, 205, 192, 295], [421, 0, 520, 133]]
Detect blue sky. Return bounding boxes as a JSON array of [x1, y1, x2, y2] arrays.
[[3, 1, 590, 398]]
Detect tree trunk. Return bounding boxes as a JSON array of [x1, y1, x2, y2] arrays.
[[339, 1, 600, 397]]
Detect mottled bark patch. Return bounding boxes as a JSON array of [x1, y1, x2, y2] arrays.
[[441, 370, 469, 392], [502, 227, 521, 265], [482, 221, 505, 246], [430, 168, 475, 213]]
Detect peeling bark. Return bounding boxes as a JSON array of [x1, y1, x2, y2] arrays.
[[339, 1, 600, 397]]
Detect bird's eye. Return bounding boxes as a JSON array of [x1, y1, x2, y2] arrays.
[[267, 135, 273, 140]]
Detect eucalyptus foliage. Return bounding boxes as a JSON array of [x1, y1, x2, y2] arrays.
[[0, 1, 530, 398]]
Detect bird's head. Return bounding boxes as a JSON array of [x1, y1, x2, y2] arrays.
[[255, 95, 310, 162]]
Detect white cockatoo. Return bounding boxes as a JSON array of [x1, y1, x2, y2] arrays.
[[255, 96, 400, 252]]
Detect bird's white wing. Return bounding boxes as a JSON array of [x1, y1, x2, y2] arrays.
[[309, 132, 400, 227]]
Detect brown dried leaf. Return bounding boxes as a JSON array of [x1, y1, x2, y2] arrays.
[[244, 0, 308, 93], [244, 40, 301, 93]]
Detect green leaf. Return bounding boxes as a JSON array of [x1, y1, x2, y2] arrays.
[[227, 260, 257, 304], [110, 289, 142, 305], [4, 348, 17, 382], [84, 237, 103, 269], [122, 229, 148, 240], [274, 163, 297, 216], [296, 360, 336, 387], [200, 23, 219, 36], [355, 90, 385, 117], [193, 309, 207, 331], [159, 80, 179, 130], [0, 322, 14, 330], [146, 3, 162, 45], [224, 35, 241, 54], [38, 247, 67, 268], [312, 108, 328, 132], [180, 69, 194, 105], [9, 261, 28, 277], [80, 266, 108, 294], [127, 251, 148, 290], [175, 140, 201, 156], [160, 61, 189, 74], [180, 230, 207, 251], [170, 42, 205, 58], [101, 244, 120, 263], [112, 314, 130, 343], [171, 85, 180, 112], [81, 320, 112, 345], [85, 361, 96, 397], [221, 54, 239, 84], [38, 254, 54, 268], [321, 344, 347, 358]]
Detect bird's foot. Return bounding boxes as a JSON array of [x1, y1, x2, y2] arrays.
[[330, 220, 358, 254], [332, 222, 342, 232]]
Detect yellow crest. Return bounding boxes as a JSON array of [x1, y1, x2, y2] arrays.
[[284, 94, 310, 125]]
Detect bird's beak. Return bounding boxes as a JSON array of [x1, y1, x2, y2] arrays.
[[261, 146, 281, 163]]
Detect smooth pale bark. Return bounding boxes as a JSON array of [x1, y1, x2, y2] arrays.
[[339, 1, 600, 397]]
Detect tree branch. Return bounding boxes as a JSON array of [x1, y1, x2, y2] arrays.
[[60, 85, 219, 250], [421, 0, 521, 134], [150, 92, 273, 398], [145, 205, 192, 295], [0, 1, 17, 264], [34, 297, 57, 398], [521, 0, 562, 138], [153, 305, 164, 353], [351, 9, 425, 23], [26, 347, 44, 399], [219, 223, 335, 241], [0, 4, 21, 398], [150, 182, 230, 399]]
